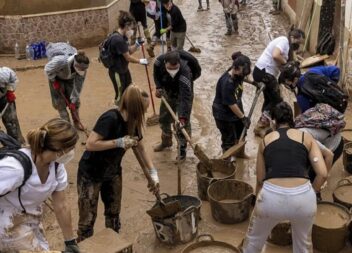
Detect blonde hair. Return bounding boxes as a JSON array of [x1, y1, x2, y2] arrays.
[[119, 85, 148, 136], [27, 118, 79, 155]]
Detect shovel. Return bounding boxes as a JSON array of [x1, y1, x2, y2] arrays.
[[186, 34, 201, 53], [220, 82, 265, 160], [132, 147, 181, 219], [161, 96, 212, 171]]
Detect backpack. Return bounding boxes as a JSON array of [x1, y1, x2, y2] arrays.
[[316, 32, 335, 55], [300, 72, 348, 113], [179, 50, 202, 81], [294, 103, 346, 135], [46, 42, 77, 61], [0, 131, 32, 213], [98, 33, 119, 69]]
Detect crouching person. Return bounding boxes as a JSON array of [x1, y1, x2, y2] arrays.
[[77, 85, 159, 242], [0, 118, 80, 252]]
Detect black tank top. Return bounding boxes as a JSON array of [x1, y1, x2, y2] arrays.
[[263, 128, 310, 180]]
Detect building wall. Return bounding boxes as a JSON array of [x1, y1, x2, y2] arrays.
[[0, 0, 129, 53]]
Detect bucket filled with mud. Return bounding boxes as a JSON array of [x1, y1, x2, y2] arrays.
[[182, 234, 240, 253], [149, 194, 202, 245], [207, 179, 254, 224], [267, 221, 292, 246], [333, 177, 352, 209], [312, 201, 351, 253], [196, 159, 236, 200], [343, 142, 352, 174]]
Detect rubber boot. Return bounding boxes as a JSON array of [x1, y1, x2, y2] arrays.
[[71, 108, 85, 131], [176, 144, 187, 161], [144, 28, 155, 57], [154, 132, 173, 152]]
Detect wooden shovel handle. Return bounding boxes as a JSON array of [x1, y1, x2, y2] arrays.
[[161, 96, 193, 146]]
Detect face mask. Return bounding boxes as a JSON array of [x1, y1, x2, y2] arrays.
[[290, 43, 300, 51], [126, 29, 134, 38], [166, 68, 179, 78], [73, 64, 86, 76], [56, 149, 75, 164]]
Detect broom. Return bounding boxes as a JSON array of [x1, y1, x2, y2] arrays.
[[136, 23, 159, 126], [186, 34, 201, 53]]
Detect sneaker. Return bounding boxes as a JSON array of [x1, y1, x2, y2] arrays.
[[225, 30, 232, 36]]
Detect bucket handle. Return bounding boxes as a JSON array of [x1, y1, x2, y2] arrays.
[[159, 193, 171, 200], [243, 193, 254, 202], [176, 205, 196, 218], [196, 234, 214, 242], [337, 178, 352, 187]]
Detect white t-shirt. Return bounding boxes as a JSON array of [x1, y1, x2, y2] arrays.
[[255, 36, 290, 77], [0, 148, 67, 217]]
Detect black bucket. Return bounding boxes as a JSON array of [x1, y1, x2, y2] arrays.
[[150, 194, 202, 245]]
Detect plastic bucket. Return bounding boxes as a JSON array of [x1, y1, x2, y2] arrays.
[[267, 221, 292, 246], [182, 234, 240, 253], [196, 159, 236, 200], [207, 179, 253, 224], [312, 201, 351, 253], [150, 194, 202, 245]]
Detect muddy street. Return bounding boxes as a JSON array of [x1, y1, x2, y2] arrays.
[[2, 0, 352, 252]]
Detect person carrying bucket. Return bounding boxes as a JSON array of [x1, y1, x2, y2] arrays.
[[252, 28, 305, 138], [76, 85, 159, 242], [129, 0, 155, 57], [153, 51, 201, 161], [0, 67, 25, 144], [212, 52, 251, 160], [241, 101, 328, 253], [0, 118, 80, 252], [44, 51, 90, 131]]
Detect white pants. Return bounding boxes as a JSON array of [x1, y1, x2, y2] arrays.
[[242, 181, 316, 253]]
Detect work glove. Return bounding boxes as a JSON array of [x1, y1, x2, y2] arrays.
[[6, 90, 16, 103], [135, 37, 145, 48], [139, 58, 148, 65], [241, 116, 251, 129], [179, 117, 187, 126], [68, 103, 76, 111], [64, 239, 80, 253], [160, 28, 168, 35], [53, 80, 61, 90], [155, 89, 164, 98], [116, 136, 138, 149]]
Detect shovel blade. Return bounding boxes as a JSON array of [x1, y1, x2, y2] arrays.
[[146, 114, 159, 126], [146, 200, 182, 219], [194, 144, 212, 168], [220, 140, 246, 160]]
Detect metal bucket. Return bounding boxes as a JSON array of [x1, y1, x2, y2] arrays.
[[207, 179, 254, 224], [267, 221, 292, 246], [196, 159, 236, 200], [150, 194, 202, 245], [312, 201, 351, 253], [343, 142, 352, 174], [333, 177, 352, 209], [182, 234, 240, 253]]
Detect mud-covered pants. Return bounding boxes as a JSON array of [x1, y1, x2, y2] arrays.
[[48, 76, 83, 122], [224, 12, 238, 32], [77, 173, 122, 242], [242, 181, 316, 253], [0, 97, 25, 143], [159, 94, 192, 151]]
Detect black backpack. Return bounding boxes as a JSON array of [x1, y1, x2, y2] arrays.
[[178, 50, 202, 81], [316, 32, 335, 55], [301, 72, 349, 113], [98, 33, 119, 69], [0, 131, 32, 213]]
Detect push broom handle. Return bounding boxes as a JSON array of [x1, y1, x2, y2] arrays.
[[161, 96, 194, 146], [136, 24, 157, 115]]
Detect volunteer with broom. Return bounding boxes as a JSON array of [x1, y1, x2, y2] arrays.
[[212, 52, 251, 159], [153, 51, 200, 161], [106, 11, 149, 105], [0, 67, 25, 144], [76, 85, 159, 242], [0, 118, 80, 252], [45, 51, 90, 131]]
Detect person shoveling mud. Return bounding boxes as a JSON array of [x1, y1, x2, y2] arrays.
[[75, 85, 159, 242]]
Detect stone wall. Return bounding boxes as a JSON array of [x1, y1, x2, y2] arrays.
[[0, 0, 129, 54]]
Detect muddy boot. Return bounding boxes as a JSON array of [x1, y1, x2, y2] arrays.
[[197, 5, 203, 11], [144, 29, 155, 57], [176, 144, 187, 161], [154, 133, 173, 152], [225, 30, 232, 36]]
